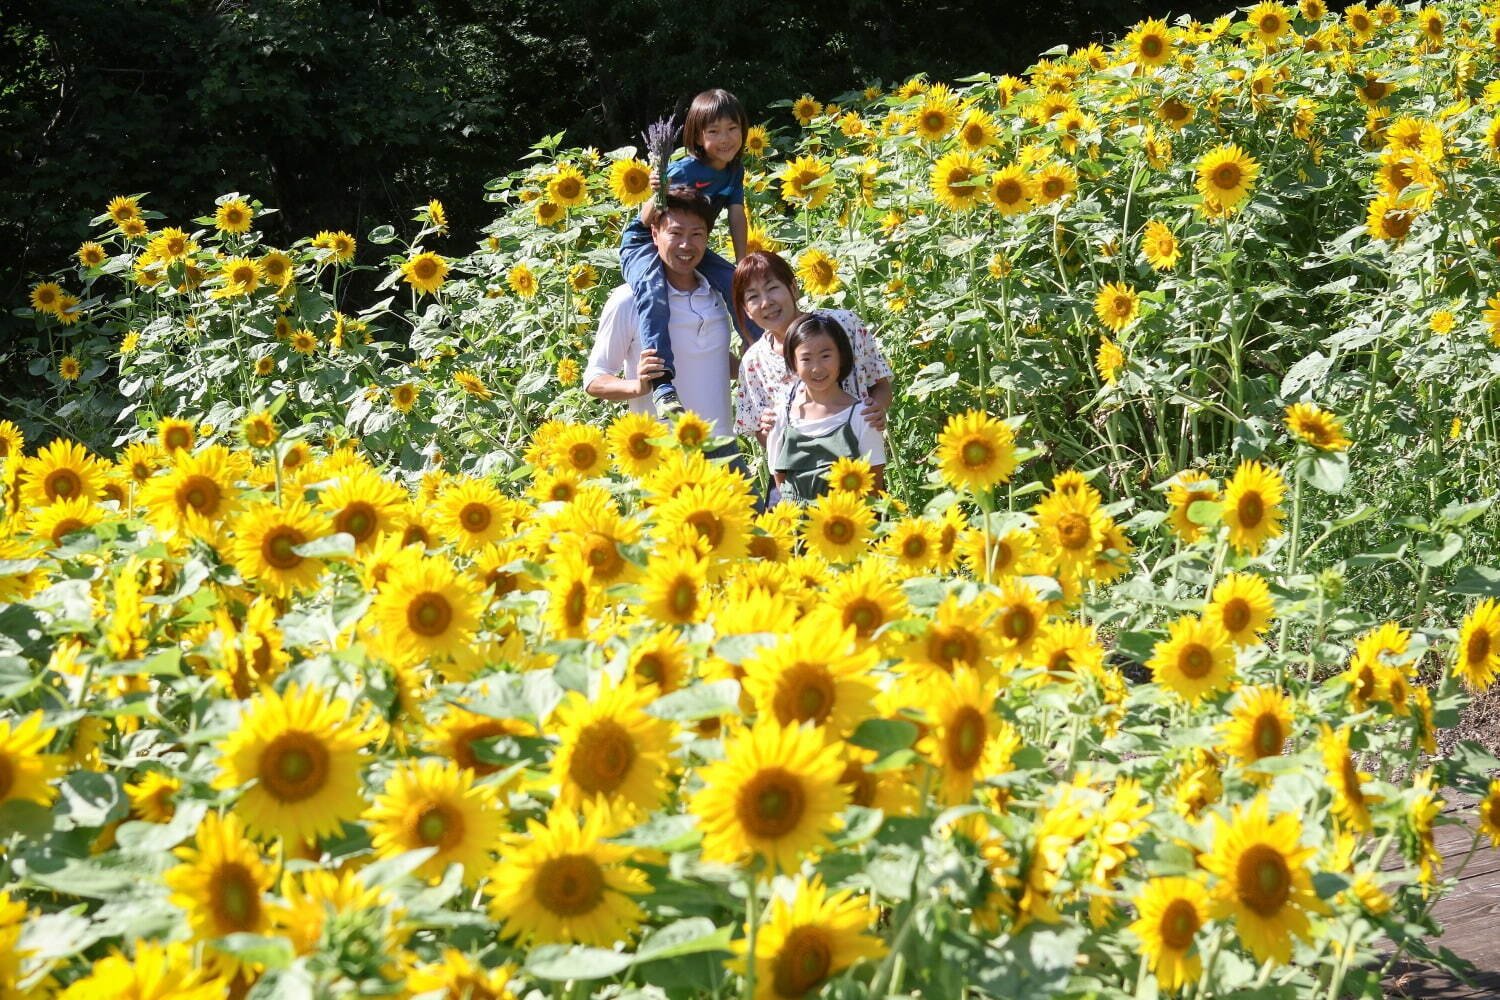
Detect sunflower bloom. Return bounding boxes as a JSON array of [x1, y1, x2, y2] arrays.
[[213, 684, 369, 845], [1200, 795, 1325, 965], [1195, 144, 1260, 216], [1221, 461, 1285, 556], [1148, 615, 1235, 703], [365, 758, 502, 885], [691, 719, 848, 872], [1128, 877, 1209, 992], [935, 410, 1016, 493], [730, 876, 886, 1000], [486, 807, 647, 946]]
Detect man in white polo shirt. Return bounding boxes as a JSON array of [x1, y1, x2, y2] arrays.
[[584, 187, 735, 436]]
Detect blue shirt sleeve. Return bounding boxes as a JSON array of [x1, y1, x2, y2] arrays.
[[665, 157, 692, 184]]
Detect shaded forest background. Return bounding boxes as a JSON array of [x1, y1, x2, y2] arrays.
[[1, 0, 1265, 303]]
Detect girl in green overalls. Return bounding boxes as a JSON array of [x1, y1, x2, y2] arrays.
[[767, 313, 887, 504]]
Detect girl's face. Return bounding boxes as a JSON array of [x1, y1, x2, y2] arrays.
[[792, 332, 842, 393], [701, 117, 743, 168], [740, 275, 799, 334]]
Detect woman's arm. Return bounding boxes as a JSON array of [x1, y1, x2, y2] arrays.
[[861, 376, 893, 432], [727, 204, 748, 262]]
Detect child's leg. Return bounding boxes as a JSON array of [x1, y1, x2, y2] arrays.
[[697, 249, 762, 342], [619, 222, 677, 397]]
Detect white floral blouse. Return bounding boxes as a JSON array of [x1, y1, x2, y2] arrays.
[[733, 309, 894, 438]]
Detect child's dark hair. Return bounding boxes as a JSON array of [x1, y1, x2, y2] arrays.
[[783, 312, 854, 385], [682, 89, 749, 165], [643, 185, 717, 230], [731, 250, 798, 329]]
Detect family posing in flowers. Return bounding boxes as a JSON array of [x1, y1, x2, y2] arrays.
[[584, 89, 894, 502]]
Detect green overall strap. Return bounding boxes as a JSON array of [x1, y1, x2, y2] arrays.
[[770, 382, 864, 504]]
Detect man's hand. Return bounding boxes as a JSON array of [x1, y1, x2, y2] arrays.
[[861, 395, 889, 432], [635, 348, 667, 396]]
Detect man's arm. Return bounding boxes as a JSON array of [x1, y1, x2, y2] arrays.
[[586, 349, 665, 401]]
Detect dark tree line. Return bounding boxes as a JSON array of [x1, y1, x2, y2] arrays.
[[0, 0, 1239, 346]]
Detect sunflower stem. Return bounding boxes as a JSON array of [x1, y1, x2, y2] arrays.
[[743, 869, 759, 1000], [1281, 453, 1304, 685]]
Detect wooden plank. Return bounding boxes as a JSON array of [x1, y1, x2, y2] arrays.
[[1378, 800, 1500, 999]]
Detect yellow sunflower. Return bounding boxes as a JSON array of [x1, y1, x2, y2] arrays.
[[1320, 724, 1378, 833], [791, 94, 822, 125], [1284, 402, 1350, 451], [796, 248, 842, 296], [1206, 572, 1274, 646], [824, 557, 910, 642], [403, 949, 519, 1000], [1455, 598, 1500, 691], [730, 876, 886, 1000], [19, 438, 106, 508], [214, 198, 254, 233], [742, 621, 879, 736], [434, 477, 514, 553], [779, 155, 833, 209], [1220, 686, 1294, 770], [486, 807, 647, 946], [551, 423, 610, 478], [401, 251, 449, 295], [365, 758, 501, 885], [163, 811, 273, 976], [655, 479, 753, 562], [213, 684, 368, 844], [106, 194, 141, 226], [549, 676, 673, 818], [1195, 144, 1260, 215], [1093, 281, 1140, 332], [1126, 18, 1174, 68], [547, 163, 590, 208], [802, 489, 875, 563], [312, 229, 357, 262], [1366, 193, 1419, 243], [29, 496, 103, 548], [1200, 795, 1325, 965], [608, 412, 669, 477], [1142, 220, 1180, 271], [935, 410, 1016, 493], [1128, 877, 1210, 993], [214, 256, 261, 298], [1034, 485, 1109, 575], [608, 158, 653, 207], [1166, 470, 1219, 544], [370, 555, 484, 667], [641, 547, 709, 625], [1148, 615, 1235, 703], [987, 165, 1034, 216], [917, 668, 1019, 805], [911, 87, 960, 141], [1478, 780, 1500, 848], [0, 712, 64, 809], [897, 593, 998, 675], [691, 719, 847, 872], [1033, 162, 1078, 206], [1221, 461, 1285, 556], [957, 108, 998, 151], [59, 940, 222, 1000], [315, 467, 406, 552], [229, 499, 331, 596], [930, 151, 988, 212], [881, 517, 942, 577]]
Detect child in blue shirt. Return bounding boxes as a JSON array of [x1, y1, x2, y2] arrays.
[[621, 88, 750, 413]]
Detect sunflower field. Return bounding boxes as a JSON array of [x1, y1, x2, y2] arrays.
[[6, 0, 1500, 997]]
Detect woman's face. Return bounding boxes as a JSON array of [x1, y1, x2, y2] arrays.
[[739, 274, 799, 335]]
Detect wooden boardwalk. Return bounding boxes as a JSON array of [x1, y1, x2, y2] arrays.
[[1380, 794, 1500, 999]]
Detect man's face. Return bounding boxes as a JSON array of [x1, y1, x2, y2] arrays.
[[651, 210, 708, 282]]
